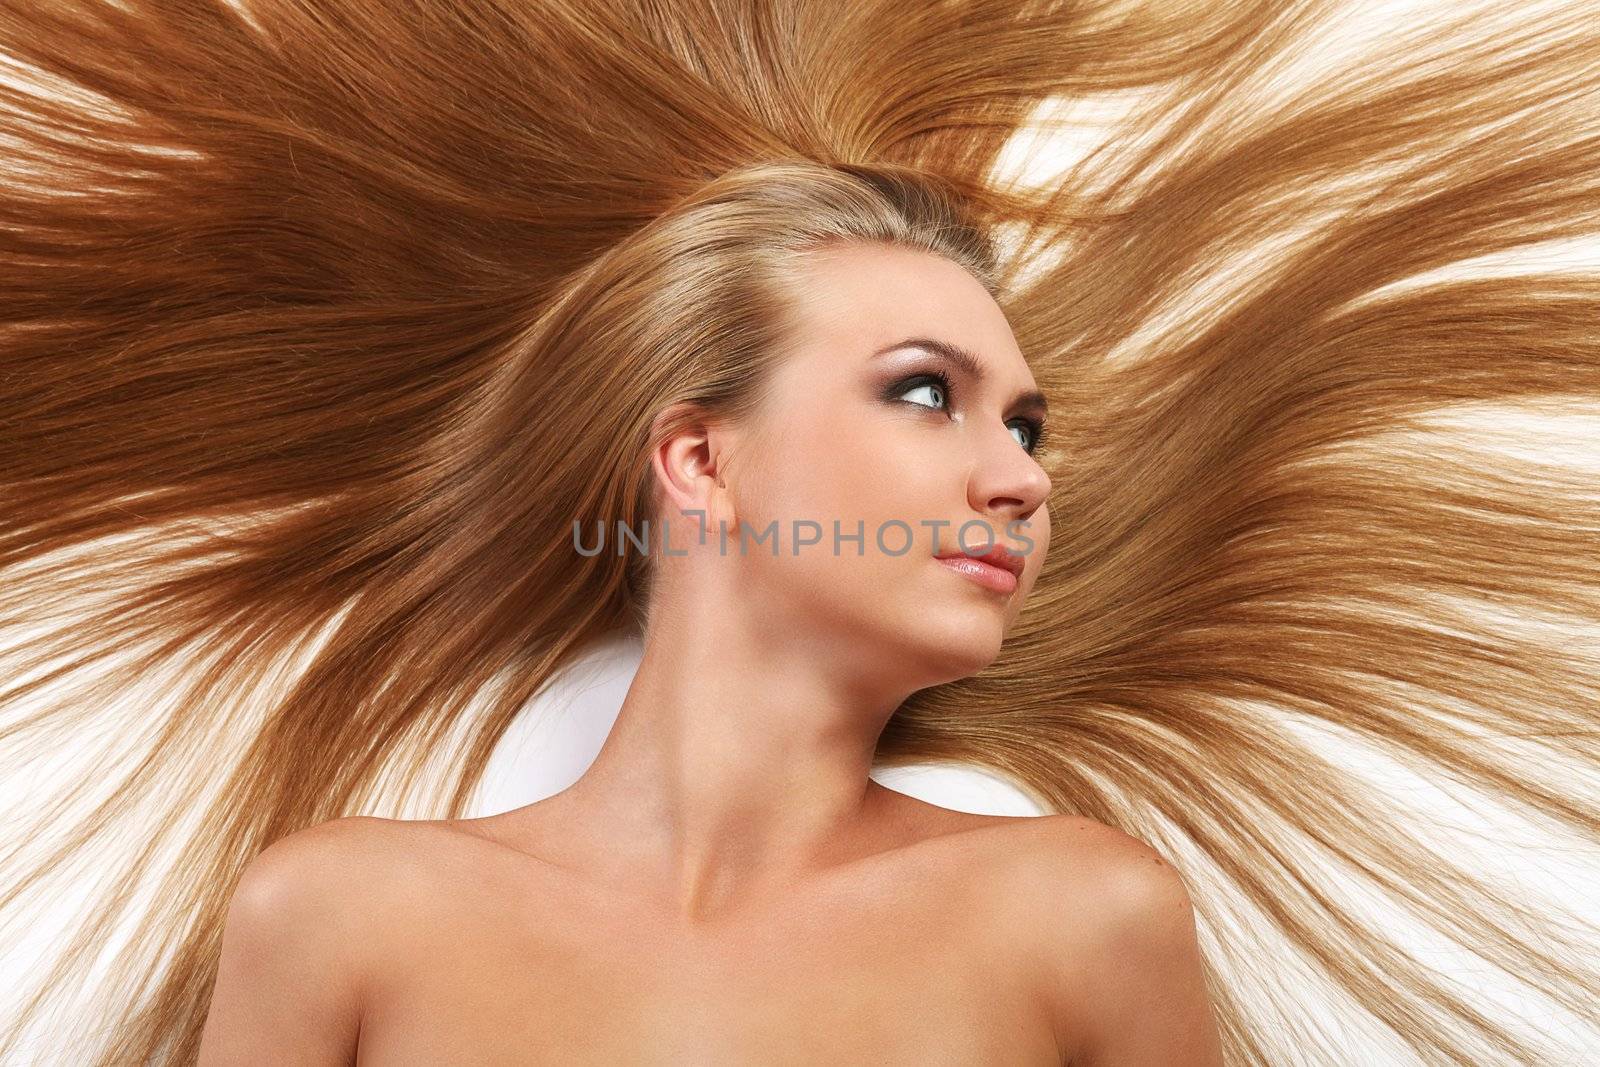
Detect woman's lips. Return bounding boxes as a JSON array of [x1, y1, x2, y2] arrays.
[[934, 555, 1019, 594]]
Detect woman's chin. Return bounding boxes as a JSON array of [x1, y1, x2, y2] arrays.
[[895, 609, 1006, 682]]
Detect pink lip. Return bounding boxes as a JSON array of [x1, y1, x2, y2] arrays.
[[934, 555, 1019, 594]]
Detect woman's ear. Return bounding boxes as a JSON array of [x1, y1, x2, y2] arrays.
[[649, 402, 735, 536]]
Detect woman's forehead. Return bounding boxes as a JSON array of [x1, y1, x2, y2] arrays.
[[781, 246, 1016, 369]]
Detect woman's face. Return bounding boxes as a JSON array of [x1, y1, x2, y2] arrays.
[[722, 242, 1052, 685]]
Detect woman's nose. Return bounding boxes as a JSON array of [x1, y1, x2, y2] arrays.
[[968, 427, 1051, 520]]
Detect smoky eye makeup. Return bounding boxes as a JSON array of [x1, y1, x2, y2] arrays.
[[880, 368, 953, 412]]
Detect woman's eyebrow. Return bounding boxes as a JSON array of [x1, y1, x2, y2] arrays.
[[871, 336, 1048, 417]]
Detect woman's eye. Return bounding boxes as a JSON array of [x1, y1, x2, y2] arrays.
[[1009, 422, 1033, 451], [900, 379, 947, 410]]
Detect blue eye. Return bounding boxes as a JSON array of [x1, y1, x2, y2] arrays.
[[888, 369, 954, 412], [899, 377, 948, 410], [1012, 418, 1049, 455]]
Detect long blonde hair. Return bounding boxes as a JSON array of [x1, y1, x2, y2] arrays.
[[2, 0, 1598, 1063]]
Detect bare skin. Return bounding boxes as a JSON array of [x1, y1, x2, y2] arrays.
[[353, 795, 1070, 1064], [198, 243, 1224, 1065], [201, 797, 1212, 1065]]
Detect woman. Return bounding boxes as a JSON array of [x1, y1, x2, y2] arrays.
[[1, 0, 1597, 1064], [196, 236, 1221, 1063]]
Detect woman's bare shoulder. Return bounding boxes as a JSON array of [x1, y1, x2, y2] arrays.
[[246, 814, 459, 877], [929, 811, 1162, 879], [993, 815, 1212, 1066], [229, 815, 480, 940], [223, 816, 499, 981], [1013, 814, 1176, 879], [994, 813, 1194, 957], [968, 814, 1170, 920]]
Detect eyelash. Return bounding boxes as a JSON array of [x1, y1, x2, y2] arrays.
[[888, 369, 1050, 455]]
